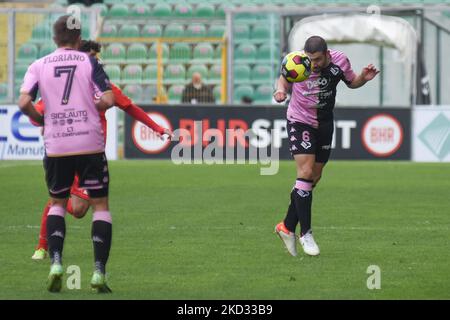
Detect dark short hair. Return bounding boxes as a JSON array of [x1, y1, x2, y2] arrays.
[[304, 36, 328, 54], [79, 40, 102, 53], [53, 15, 81, 47]]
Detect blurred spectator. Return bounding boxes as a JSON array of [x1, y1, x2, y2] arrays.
[[181, 72, 215, 104]]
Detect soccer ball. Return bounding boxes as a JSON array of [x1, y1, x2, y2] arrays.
[[280, 51, 312, 83]]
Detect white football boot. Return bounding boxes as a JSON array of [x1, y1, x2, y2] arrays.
[[299, 230, 320, 256], [275, 222, 297, 257]]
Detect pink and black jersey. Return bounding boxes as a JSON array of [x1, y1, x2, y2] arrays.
[[20, 47, 111, 156], [287, 50, 356, 128]]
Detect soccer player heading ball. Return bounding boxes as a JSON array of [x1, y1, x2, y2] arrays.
[[274, 36, 379, 257]]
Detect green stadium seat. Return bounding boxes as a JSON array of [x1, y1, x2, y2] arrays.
[[108, 4, 129, 18], [148, 43, 169, 62], [195, 4, 215, 18], [187, 64, 208, 80], [152, 3, 172, 17], [142, 85, 158, 103], [102, 43, 126, 63], [30, 24, 51, 43], [15, 64, 29, 83], [104, 65, 121, 83], [256, 44, 276, 62], [130, 4, 151, 18], [0, 83, 7, 101], [143, 65, 159, 84], [234, 64, 251, 84], [163, 23, 185, 38], [141, 24, 162, 38], [127, 43, 148, 63], [17, 43, 38, 63], [208, 24, 225, 38], [39, 43, 56, 58], [192, 43, 214, 63], [165, 64, 186, 84], [215, 4, 234, 18], [233, 23, 250, 42], [169, 43, 191, 63], [186, 23, 207, 38], [208, 65, 222, 84], [100, 23, 117, 38], [168, 84, 185, 103], [234, 85, 254, 104], [118, 24, 140, 38], [123, 84, 143, 102], [235, 44, 256, 62], [214, 45, 223, 60], [251, 24, 271, 42], [250, 65, 273, 84], [253, 84, 273, 104], [92, 3, 108, 17], [122, 64, 143, 84], [173, 3, 193, 18]]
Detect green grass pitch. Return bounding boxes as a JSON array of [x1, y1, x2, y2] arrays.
[[0, 160, 449, 299]]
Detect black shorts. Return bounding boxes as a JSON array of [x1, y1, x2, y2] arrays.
[[287, 121, 334, 163], [43, 152, 109, 199]]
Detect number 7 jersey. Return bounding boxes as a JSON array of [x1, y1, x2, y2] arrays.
[[20, 47, 112, 157]]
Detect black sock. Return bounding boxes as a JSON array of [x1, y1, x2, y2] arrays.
[[292, 178, 313, 236], [47, 215, 65, 265], [92, 220, 112, 274], [283, 193, 298, 233]]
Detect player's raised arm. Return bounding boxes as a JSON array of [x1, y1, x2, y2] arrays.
[[111, 84, 173, 139], [273, 75, 292, 103], [347, 64, 380, 89]]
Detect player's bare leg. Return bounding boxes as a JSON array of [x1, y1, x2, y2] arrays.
[[312, 162, 326, 188], [46, 197, 68, 292], [89, 196, 112, 293]]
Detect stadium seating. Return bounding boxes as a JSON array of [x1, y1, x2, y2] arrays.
[[173, 3, 193, 18], [168, 84, 185, 103], [234, 64, 251, 84], [253, 84, 273, 104], [152, 3, 172, 17], [30, 24, 51, 43], [213, 85, 222, 102], [187, 64, 208, 80], [163, 23, 185, 38], [141, 24, 163, 38], [108, 4, 129, 18], [165, 64, 186, 84], [192, 43, 214, 63], [208, 65, 222, 84], [195, 4, 215, 19], [207, 24, 226, 38], [104, 65, 121, 83], [102, 43, 126, 63], [130, 4, 151, 18], [122, 64, 143, 84], [0, 83, 7, 101], [186, 23, 207, 38], [234, 85, 254, 103], [235, 44, 257, 63], [15, 64, 28, 84], [126, 43, 148, 63], [143, 65, 159, 84], [17, 43, 38, 63], [118, 24, 140, 38], [169, 43, 191, 63], [101, 23, 117, 38], [250, 65, 273, 84], [148, 43, 170, 62], [123, 84, 143, 102]]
